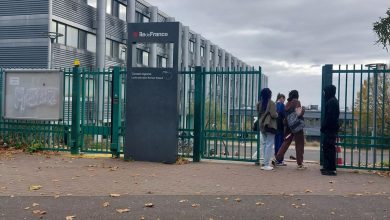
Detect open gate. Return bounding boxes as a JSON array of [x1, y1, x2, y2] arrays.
[[321, 64, 390, 171], [178, 67, 265, 163]]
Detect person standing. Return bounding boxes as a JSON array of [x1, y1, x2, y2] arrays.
[[274, 93, 286, 166], [321, 85, 340, 176], [257, 88, 278, 171], [274, 90, 306, 169]]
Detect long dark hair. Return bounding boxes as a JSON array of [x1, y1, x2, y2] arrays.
[[287, 90, 299, 102], [260, 88, 272, 111]]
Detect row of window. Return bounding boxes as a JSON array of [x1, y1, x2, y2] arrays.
[[135, 49, 167, 67], [51, 20, 126, 60], [86, 0, 150, 23]]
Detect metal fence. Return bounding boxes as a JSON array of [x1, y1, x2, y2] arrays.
[[0, 66, 125, 156], [322, 64, 390, 171]]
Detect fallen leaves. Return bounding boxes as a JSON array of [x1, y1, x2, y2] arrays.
[[109, 166, 119, 171], [191, 204, 200, 208], [304, 189, 313, 193], [144, 203, 154, 208], [234, 198, 242, 202], [102, 202, 110, 207], [29, 185, 42, 191], [110, 193, 121, 197], [32, 203, 39, 207], [355, 193, 363, 196], [32, 210, 47, 215], [256, 202, 265, 206], [66, 215, 76, 220], [179, 199, 188, 203], [116, 208, 130, 213]]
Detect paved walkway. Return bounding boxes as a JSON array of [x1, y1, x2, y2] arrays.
[[1, 152, 389, 197]]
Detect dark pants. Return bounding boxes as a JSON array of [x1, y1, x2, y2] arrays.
[[275, 130, 305, 165], [274, 131, 284, 162], [323, 133, 337, 171]]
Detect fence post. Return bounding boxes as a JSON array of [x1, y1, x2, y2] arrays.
[[256, 66, 262, 166], [71, 60, 81, 155], [193, 66, 203, 162], [320, 64, 333, 165], [110, 66, 121, 158]]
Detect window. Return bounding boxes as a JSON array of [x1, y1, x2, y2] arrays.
[[87, 0, 96, 8], [57, 23, 66, 44], [200, 47, 204, 57], [106, 39, 112, 56], [112, 41, 119, 58], [142, 51, 149, 66], [119, 4, 126, 21], [209, 52, 213, 61], [78, 30, 87, 50], [157, 56, 167, 68], [86, 33, 96, 52], [119, 44, 126, 60], [67, 26, 78, 48], [189, 41, 194, 53], [136, 12, 149, 23], [136, 49, 142, 65], [51, 21, 57, 33], [106, 0, 112, 14]]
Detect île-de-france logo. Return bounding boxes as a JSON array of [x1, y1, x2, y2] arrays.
[[133, 32, 139, 38]]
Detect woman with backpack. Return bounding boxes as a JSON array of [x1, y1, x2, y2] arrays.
[[274, 90, 306, 169], [257, 88, 278, 171]]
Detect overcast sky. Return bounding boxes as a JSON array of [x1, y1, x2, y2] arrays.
[[147, 0, 389, 106]]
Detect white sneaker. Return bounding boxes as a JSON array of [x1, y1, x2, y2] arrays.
[[261, 166, 274, 171]]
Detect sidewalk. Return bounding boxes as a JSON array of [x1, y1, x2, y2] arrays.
[[0, 152, 389, 197]]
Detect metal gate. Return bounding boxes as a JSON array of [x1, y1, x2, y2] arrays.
[[178, 67, 264, 163], [321, 64, 390, 171]]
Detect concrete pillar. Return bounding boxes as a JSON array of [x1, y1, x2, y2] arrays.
[[233, 57, 237, 71], [182, 26, 189, 70], [227, 53, 232, 71], [221, 50, 226, 70], [96, 0, 106, 69], [167, 17, 175, 68], [96, 0, 106, 124], [127, 0, 136, 67], [195, 34, 201, 66], [212, 45, 219, 70], [204, 40, 211, 71], [148, 6, 158, 67]]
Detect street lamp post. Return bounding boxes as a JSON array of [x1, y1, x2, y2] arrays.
[[46, 32, 64, 69]]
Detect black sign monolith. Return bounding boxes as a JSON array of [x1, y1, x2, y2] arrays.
[[125, 22, 181, 163]]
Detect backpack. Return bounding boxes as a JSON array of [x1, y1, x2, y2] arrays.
[[286, 108, 305, 133]]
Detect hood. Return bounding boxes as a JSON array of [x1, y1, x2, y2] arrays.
[[323, 85, 336, 101]]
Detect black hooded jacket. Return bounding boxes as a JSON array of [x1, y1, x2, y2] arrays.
[[321, 85, 340, 133]]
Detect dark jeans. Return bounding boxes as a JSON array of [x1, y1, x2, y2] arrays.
[[275, 130, 305, 165], [323, 132, 337, 171], [274, 131, 284, 162]]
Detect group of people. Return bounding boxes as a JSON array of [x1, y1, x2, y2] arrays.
[[256, 85, 340, 176]]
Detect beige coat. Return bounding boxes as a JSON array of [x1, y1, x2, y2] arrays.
[[258, 100, 278, 133]]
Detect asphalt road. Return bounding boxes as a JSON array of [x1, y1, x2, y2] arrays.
[[1, 195, 389, 220]]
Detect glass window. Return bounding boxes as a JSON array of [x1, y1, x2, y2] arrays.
[[86, 33, 96, 53], [106, 0, 112, 14], [200, 47, 204, 57], [51, 21, 57, 33], [57, 23, 66, 44], [136, 49, 142, 65], [142, 51, 149, 66], [87, 0, 96, 8], [78, 30, 87, 49], [189, 41, 194, 53], [67, 26, 78, 48], [143, 16, 149, 23], [119, 44, 126, 60], [162, 57, 167, 68], [119, 4, 126, 21], [112, 41, 119, 58], [106, 39, 111, 56]]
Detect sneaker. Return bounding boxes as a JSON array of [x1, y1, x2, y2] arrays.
[[261, 166, 274, 171], [271, 159, 276, 166], [297, 165, 307, 170], [276, 161, 287, 166]]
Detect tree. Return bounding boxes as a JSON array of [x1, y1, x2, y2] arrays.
[[373, 8, 390, 51]]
